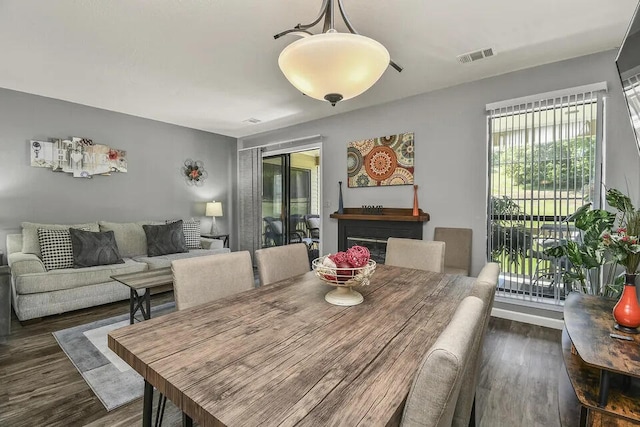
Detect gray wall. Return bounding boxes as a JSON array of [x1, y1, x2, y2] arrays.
[[0, 88, 236, 259], [239, 50, 640, 276]]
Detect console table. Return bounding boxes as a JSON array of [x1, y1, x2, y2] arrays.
[[561, 293, 640, 426]]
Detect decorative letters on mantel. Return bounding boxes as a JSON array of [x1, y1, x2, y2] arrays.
[[30, 137, 127, 178]]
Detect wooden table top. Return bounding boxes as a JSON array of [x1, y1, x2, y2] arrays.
[[108, 265, 475, 427], [110, 267, 173, 290], [564, 293, 640, 377]]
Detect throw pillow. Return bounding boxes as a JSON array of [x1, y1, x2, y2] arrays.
[[143, 220, 188, 257], [69, 228, 125, 268], [22, 222, 100, 257], [37, 228, 75, 271], [166, 219, 201, 249]]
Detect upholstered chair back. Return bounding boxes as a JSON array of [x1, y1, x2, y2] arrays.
[[385, 238, 445, 273], [255, 243, 310, 287], [433, 227, 473, 276], [171, 251, 254, 311], [452, 262, 500, 427], [401, 296, 485, 427]]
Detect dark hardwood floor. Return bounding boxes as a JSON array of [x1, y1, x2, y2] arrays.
[[0, 295, 563, 427]]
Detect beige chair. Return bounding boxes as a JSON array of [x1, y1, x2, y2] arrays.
[[385, 238, 445, 273], [452, 262, 500, 427], [401, 296, 486, 427], [433, 227, 472, 276], [255, 243, 310, 287], [171, 251, 254, 311]]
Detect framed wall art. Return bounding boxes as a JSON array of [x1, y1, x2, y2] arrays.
[[347, 132, 414, 187]]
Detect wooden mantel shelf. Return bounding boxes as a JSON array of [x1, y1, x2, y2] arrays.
[[329, 208, 430, 222]]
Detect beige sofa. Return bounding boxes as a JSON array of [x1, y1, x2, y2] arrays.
[[7, 221, 229, 321]]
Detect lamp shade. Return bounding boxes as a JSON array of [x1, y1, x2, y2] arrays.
[[205, 201, 223, 217], [278, 31, 390, 104]]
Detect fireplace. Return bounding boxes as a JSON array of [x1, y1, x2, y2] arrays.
[[330, 208, 430, 263]]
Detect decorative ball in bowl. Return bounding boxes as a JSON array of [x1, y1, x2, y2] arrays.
[[311, 246, 376, 306]]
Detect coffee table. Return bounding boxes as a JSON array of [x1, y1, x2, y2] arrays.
[[111, 267, 173, 324]]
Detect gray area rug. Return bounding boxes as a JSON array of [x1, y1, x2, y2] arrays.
[[53, 302, 175, 411]]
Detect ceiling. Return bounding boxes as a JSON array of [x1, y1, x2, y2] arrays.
[[0, 1, 637, 138]]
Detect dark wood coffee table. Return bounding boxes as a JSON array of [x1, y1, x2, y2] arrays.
[[111, 267, 173, 324]]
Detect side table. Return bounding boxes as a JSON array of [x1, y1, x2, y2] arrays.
[[201, 233, 229, 248], [0, 266, 11, 343]]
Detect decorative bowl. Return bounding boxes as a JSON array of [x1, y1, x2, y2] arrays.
[[312, 256, 377, 306]]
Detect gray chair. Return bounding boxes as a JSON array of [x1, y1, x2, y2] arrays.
[[452, 262, 499, 427], [385, 238, 445, 273], [255, 243, 310, 287], [171, 251, 254, 311], [401, 295, 486, 427], [434, 227, 472, 276]]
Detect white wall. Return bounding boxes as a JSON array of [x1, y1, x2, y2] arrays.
[[238, 50, 640, 276], [0, 88, 236, 258]]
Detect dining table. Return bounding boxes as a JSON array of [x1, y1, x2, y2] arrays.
[[108, 264, 476, 427]]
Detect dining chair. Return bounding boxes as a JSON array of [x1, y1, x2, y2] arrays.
[[452, 262, 499, 427], [155, 251, 254, 425], [400, 295, 486, 427], [255, 243, 310, 287], [433, 227, 472, 276], [171, 251, 254, 311], [385, 238, 445, 273]]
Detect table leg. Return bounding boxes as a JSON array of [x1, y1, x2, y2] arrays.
[[144, 288, 151, 320], [130, 289, 135, 325], [182, 413, 193, 427], [598, 370, 610, 407], [143, 380, 153, 427]]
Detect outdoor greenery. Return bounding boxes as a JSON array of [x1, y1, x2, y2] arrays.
[[494, 136, 595, 190]]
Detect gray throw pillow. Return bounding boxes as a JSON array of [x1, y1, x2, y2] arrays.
[[143, 220, 188, 257], [69, 228, 125, 268]]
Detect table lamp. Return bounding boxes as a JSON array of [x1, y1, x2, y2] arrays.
[[205, 201, 223, 235]]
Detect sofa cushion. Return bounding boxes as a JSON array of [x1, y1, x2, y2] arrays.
[[143, 221, 188, 257], [134, 248, 230, 270], [167, 219, 201, 249], [22, 222, 100, 257], [98, 221, 149, 258], [69, 228, 125, 268], [14, 258, 147, 295], [37, 228, 75, 271]]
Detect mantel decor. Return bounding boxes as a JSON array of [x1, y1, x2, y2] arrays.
[[30, 138, 127, 178], [348, 132, 414, 187]]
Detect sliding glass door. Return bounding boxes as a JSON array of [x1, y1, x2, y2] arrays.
[[262, 150, 318, 248]]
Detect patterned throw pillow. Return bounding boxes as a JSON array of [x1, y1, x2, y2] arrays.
[[69, 228, 125, 268], [37, 228, 74, 271], [166, 219, 201, 249], [144, 220, 188, 257]]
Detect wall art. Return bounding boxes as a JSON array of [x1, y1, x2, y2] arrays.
[[182, 159, 208, 186], [29, 137, 127, 178], [347, 132, 414, 187]]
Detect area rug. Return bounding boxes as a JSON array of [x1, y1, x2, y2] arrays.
[[53, 302, 175, 411]]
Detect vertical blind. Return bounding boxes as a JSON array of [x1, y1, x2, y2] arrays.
[[238, 147, 263, 262], [486, 83, 605, 305]]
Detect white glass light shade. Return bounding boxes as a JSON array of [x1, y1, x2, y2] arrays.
[[278, 32, 390, 104], [205, 201, 223, 217]]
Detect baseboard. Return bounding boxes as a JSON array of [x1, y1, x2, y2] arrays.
[[491, 307, 564, 330]]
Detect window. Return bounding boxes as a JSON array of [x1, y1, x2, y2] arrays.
[[486, 83, 606, 306]]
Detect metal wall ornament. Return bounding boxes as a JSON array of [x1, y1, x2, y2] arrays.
[[182, 159, 208, 186]]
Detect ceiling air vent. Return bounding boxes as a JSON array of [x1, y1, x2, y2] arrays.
[[243, 118, 262, 124], [457, 48, 495, 64]]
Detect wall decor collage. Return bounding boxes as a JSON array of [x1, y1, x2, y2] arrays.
[[347, 132, 414, 187], [29, 137, 127, 178]]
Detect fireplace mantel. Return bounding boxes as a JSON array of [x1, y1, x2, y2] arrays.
[[329, 208, 429, 222]]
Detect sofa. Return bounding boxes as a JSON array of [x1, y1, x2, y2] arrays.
[[6, 220, 230, 321]]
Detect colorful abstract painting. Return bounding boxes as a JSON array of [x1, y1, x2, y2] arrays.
[[347, 132, 414, 187]]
